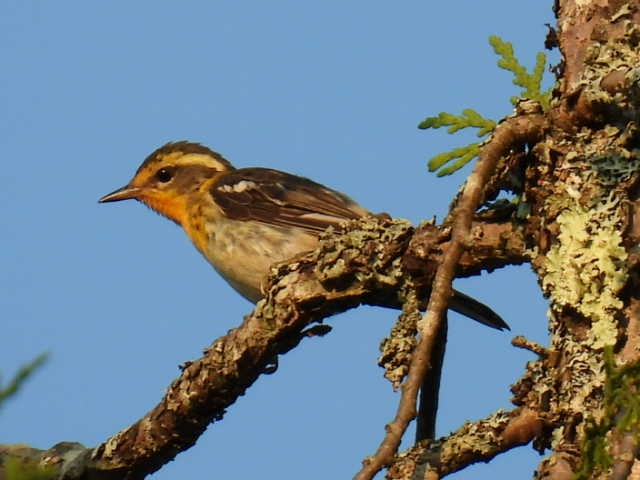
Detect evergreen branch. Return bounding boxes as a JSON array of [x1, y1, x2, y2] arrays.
[[533, 52, 547, 97], [419, 110, 493, 175], [489, 35, 551, 109], [0, 353, 49, 409], [419, 109, 496, 136], [428, 143, 481, 177], [419, 36, 552, 177]]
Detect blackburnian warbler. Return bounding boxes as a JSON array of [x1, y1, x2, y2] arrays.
[[99, 141, 508, 330]]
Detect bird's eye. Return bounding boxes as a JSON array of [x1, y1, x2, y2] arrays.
[[156, 167, 174, 183]]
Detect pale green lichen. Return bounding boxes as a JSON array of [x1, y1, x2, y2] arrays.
[[378, 282, 421, 389], [315, 217, 413, 288], [579, 21, 640, 121], [543, 195, 627, 349], [439, 410, 510, 460], [563, 345, 607, 427], [550, 425, 565, 451]]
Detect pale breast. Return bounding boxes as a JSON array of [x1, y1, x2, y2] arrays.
[[200, 217, 318, 302]]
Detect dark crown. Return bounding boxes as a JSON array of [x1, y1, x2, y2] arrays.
[[136, 141, 234, 175]]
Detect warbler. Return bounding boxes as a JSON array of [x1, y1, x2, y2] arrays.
[[99, 141, 508, 330]]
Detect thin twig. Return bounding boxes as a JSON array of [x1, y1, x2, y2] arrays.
[[354, 114, 547, 480], [511, 335, 548, 356]]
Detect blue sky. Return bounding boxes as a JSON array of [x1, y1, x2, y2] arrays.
[[2, 2, 555, 478]]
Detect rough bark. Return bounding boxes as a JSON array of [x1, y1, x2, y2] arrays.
[[390, 1, 640, 479], [3, 1, 640, 479], [0, 216, 528, 480]]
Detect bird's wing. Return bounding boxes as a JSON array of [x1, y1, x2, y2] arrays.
[[211, 168, 510, 331], [210, 167, 370, 234]]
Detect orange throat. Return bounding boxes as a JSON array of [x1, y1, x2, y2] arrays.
[[139, 192, 188, 226]]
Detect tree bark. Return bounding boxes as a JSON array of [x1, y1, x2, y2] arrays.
[[3, 1, 639, 479]]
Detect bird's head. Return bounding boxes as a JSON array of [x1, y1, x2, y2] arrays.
[[99, 141, 233, 225]]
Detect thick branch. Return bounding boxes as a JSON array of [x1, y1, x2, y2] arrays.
[[556, 0, 639, 93], [405, 219, 529, 281], [90, 217, 413, 479], [0, 216, 529, 479]]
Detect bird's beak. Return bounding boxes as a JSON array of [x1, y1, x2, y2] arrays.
[[98, 185, 142, 203]]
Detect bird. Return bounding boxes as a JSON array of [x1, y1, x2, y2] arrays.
[[99, 141, 509, 331]]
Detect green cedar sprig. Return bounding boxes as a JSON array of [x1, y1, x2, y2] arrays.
[[419, 109, 496, 137], [419, 109, 495, 176], [489, 35, 551, 109], [420, 35, 551, 176]]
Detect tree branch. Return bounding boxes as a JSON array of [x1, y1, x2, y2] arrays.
[[1, 214, 531, 479], [387, 407, 543, 479], [353, 113, 547, 480]]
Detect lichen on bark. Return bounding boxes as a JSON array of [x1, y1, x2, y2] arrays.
[[543, 195, 627, 349]]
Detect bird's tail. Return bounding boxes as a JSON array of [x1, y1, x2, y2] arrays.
[[449, 289, 509, 331]]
